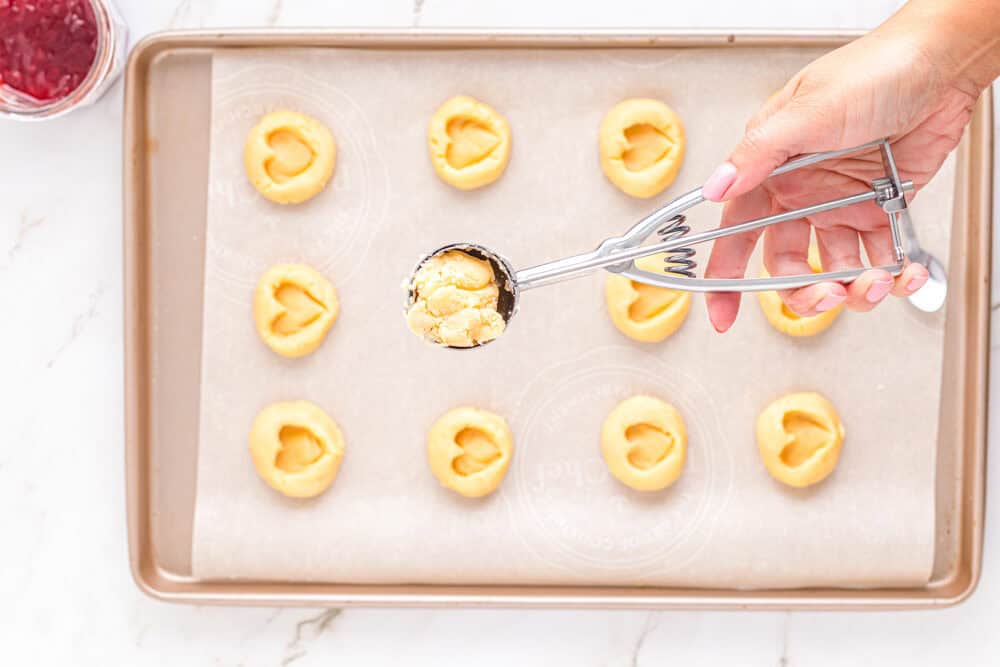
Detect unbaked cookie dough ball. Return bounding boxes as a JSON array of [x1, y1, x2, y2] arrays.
[[756, 392, 844, 488], [249, 400, 345, 498], [428, 95, 511, 190], [758, 246, 843, 336], [254, 263, 339, 358], [427, 406, 513, 498], [599, 98, 685, 198], [605, 274, 691, 342], [601, 395, 686, 491], [406, 250, 505, 348], [244, 110, 336, 204]]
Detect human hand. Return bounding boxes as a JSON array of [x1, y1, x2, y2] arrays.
[[701, 1, 999, 333]]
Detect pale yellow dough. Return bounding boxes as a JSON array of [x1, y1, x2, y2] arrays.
[[756, 392, 845, 488], [406, 250, 505, 347], [254, 263, 339, 358], [427, 407, 513, 498], [428, 95, 511, 190], [599, 98, 685, 198], [244, 110, 336, 204], [249, 400, 345, 498], [605, 274, 691, 342], [757, 245, 843, 337], [601, 395, 686, 492]]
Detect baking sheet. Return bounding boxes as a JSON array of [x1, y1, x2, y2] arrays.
[[191, 47, 954, 588]]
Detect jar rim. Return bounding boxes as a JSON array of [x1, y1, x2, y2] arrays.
[[0, 0, 120, 120]]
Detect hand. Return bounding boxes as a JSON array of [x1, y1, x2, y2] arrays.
[[701, 1, 998, 333]]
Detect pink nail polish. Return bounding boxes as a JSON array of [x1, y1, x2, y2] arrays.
[[702, 162, 738, 201], [865, 279, 893, 303], [907, 275, 928, 292], [815, 293, 844, 312]]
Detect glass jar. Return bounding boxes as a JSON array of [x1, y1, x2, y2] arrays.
[[0, 0, 127, 121]]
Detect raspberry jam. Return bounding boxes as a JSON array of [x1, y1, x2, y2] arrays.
[[0, 0, 99, 101]]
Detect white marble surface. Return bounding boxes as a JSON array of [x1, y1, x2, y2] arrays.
[[0, 1, 997, 664]]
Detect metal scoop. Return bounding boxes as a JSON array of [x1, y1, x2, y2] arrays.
[[407, 138, 947, 343]]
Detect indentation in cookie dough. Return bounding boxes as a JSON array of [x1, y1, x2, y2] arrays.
[[599, 98, 685, 198], [445, 117, 501, 169], [254, 264, 339, 358], [244, 110, 336, 204], [601, 395, 686, 491], [756, 392, 845, 488], [249, 401, 345, 498], [625, 423, 674, 470], [275, 425, 323, 473], [605, 274, 691, 343], [429, 95, 511, 190], [427, 406, 513, 498], [452, 427, 502, 475], [272, 282, 326, 335], [779, 412, 828, 467], [628, 282, 682, 321], [758, 245, 843, 337], [265, 129, 315, 183], [406, 250, 505, 348], [622, 123, 673, 172]]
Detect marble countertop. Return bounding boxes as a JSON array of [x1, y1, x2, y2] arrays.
[[1, 1, 997, 664]]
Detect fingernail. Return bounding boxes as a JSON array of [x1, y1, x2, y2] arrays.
[[702, 162, 738, 201], [907, 275, 928, 292], [815, 292, 845, 312], [865, 279, 893, 303]]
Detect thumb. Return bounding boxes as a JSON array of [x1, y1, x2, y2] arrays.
[[702, 106, 817, 202]]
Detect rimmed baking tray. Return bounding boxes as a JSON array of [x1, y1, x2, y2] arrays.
[[123, 29, 993, 608]]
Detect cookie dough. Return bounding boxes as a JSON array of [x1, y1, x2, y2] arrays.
[[599, 98, 685, 198], [756, 392, 845, 488], [244, 110, 336, 204], [428, 95, 511, 190], [427, 406, 513, 498], [758, 245, 843, 336], [249, 400, 345, 498], [254, 263, 339, 358], [605, 273, 691, 342], [406, 250, 505, 347], [601, 395, 687, 491]]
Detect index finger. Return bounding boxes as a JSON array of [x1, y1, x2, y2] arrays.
[[704, 186, 773, 332]]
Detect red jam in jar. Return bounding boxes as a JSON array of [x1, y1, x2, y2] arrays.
[[0, 0, 98, 102]]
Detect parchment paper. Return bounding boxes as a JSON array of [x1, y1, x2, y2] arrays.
[[191, 47, 954, 588]]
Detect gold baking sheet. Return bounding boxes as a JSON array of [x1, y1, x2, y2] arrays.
[[123, 30, 992, 608]]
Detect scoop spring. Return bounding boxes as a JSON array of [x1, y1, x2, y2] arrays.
[[657, 214, 697, 278]]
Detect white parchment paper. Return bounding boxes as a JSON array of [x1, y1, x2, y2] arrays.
[[191, 47, 954, 588]]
